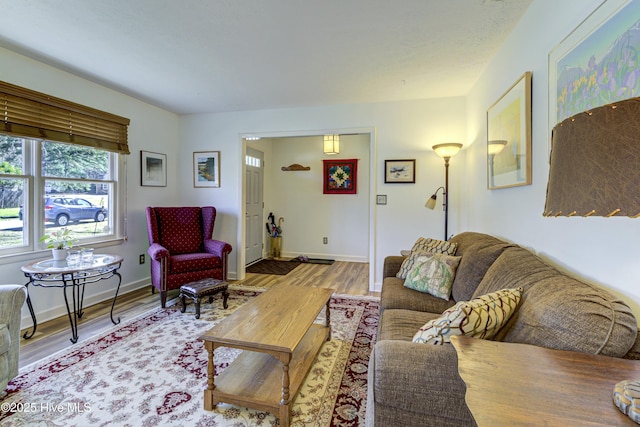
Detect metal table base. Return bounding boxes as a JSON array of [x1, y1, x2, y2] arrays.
[[21, 254, 124, 344]]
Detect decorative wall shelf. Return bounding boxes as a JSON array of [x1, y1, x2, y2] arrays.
[[281, 164, 310, 171]]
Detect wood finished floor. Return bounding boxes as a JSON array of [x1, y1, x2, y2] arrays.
[[19, 260, 377, 368]]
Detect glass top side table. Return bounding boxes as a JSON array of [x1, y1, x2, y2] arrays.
[[21, 254, 124, 344]]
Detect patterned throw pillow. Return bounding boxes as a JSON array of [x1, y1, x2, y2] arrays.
[[403, 253, 461, 300], [411, 237, 457, 256], [396, 237, 458, 279], [412, 287, 524, 345]]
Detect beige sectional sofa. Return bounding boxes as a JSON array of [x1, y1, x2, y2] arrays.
[[366, 232, 639, 426]]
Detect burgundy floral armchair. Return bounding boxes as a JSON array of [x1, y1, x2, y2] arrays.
[[145, 206, 232, 307]]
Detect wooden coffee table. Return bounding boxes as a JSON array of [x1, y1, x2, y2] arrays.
[[200, 283, 334, 427]]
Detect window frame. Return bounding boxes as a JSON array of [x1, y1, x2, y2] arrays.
[[0, 136, 126, 262]]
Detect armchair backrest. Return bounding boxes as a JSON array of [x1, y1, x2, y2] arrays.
[[146, 206, 217, 254]]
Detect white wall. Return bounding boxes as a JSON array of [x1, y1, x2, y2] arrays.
[[464, 0, 640, 318], [0, 46, 180, 325], [179, 98, 467, 287]]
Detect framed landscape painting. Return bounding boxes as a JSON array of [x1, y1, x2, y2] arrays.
[[193, 151, 220, 188], [322, 158, 358, 194], [549, 0, 639, 144], [140, 150, 166, 187]]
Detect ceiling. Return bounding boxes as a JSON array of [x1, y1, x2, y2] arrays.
[[0, 0, 532, 115]]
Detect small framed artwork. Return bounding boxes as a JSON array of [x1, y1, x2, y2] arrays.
[[193, 151, 220, 188], [384, 159, 416, 183], [376, 195, 387, 205], [140, 151, 167, 187], [487, 71, 532, 190], [322, 158, 358, 194]]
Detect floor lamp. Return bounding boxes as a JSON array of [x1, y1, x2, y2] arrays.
[[425, 143, 462, 240]]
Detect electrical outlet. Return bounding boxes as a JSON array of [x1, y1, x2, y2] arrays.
[[139, 254, 145, 264], [323, 237, 328, 244]]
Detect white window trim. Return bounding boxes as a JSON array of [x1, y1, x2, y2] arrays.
[[0, 137, 128, 263]]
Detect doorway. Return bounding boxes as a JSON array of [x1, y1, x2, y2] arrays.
[[244, 147, 264, 265], [239, 129, 376, 291]]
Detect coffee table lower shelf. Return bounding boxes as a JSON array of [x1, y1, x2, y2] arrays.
[[204, 323, 330, 424]]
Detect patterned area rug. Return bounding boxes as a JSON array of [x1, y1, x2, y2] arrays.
[[246, 259, 302, 275], [1, 286, 379, 426]]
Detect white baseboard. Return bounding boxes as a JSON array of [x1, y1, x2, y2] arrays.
[[21, 277, 151, 327], [281, 252, 368, 263], [372, 281, 383, 292]]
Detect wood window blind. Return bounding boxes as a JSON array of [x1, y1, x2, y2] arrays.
[[0, 80, 130, 154]]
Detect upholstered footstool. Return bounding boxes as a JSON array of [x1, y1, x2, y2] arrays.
[[179, 279, 229, 319]]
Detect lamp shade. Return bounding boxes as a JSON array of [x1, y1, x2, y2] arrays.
[[488, 140, 507, 155], [432, 143, 462, 159], [425, 194, 437, 210], [544, 97, 640, 218], [323, 134, 340, 155]]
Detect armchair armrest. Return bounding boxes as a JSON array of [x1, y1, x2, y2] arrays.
[[368, 340, 473, 424], [148, 243, 170, 261], [204, 239, 232, 258]]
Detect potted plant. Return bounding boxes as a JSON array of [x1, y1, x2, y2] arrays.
[[40, 227, 77, 260]]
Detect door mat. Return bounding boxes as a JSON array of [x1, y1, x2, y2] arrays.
[[246, 259, 301, 275], [291, 256, 335, 265]]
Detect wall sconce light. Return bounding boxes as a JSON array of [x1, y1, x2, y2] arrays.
[[426, 143, 463, 240], [323, 134, 340, 155], [488, 139, 507, 155]]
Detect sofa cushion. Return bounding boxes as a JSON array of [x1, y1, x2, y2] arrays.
[[396, 238, 458, 279], [448, 232, 515, 303], [378, 309, 441, 341], [380, 276, 457, 314], [413, 287, 523, 344], [170, 252, 221, 274], [477, 247, 638, 357], [403, 253, 461, 300]]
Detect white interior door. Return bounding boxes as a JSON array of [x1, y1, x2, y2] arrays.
[[245, 147, 264, 265]]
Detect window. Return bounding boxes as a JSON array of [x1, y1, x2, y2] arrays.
[[0, 136, 27, 250], [245, 155, 261, 168], [0, 135, 121, 256], [0, 80, 129, 258]]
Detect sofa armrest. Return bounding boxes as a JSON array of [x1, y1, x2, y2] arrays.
[[204, 239, 232, 258], [383, 256, 406, 278], [0, 285, 26, 327], [0, 285, 27, 383], [147, 243, 169, 261], [624, 332, 640, 360], [367, 340, 474, 426]]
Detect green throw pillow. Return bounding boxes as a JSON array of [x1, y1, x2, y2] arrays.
[[403, 252, 461, 300], [396, 237, 458, 279], [412, 287, 524, 345]]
